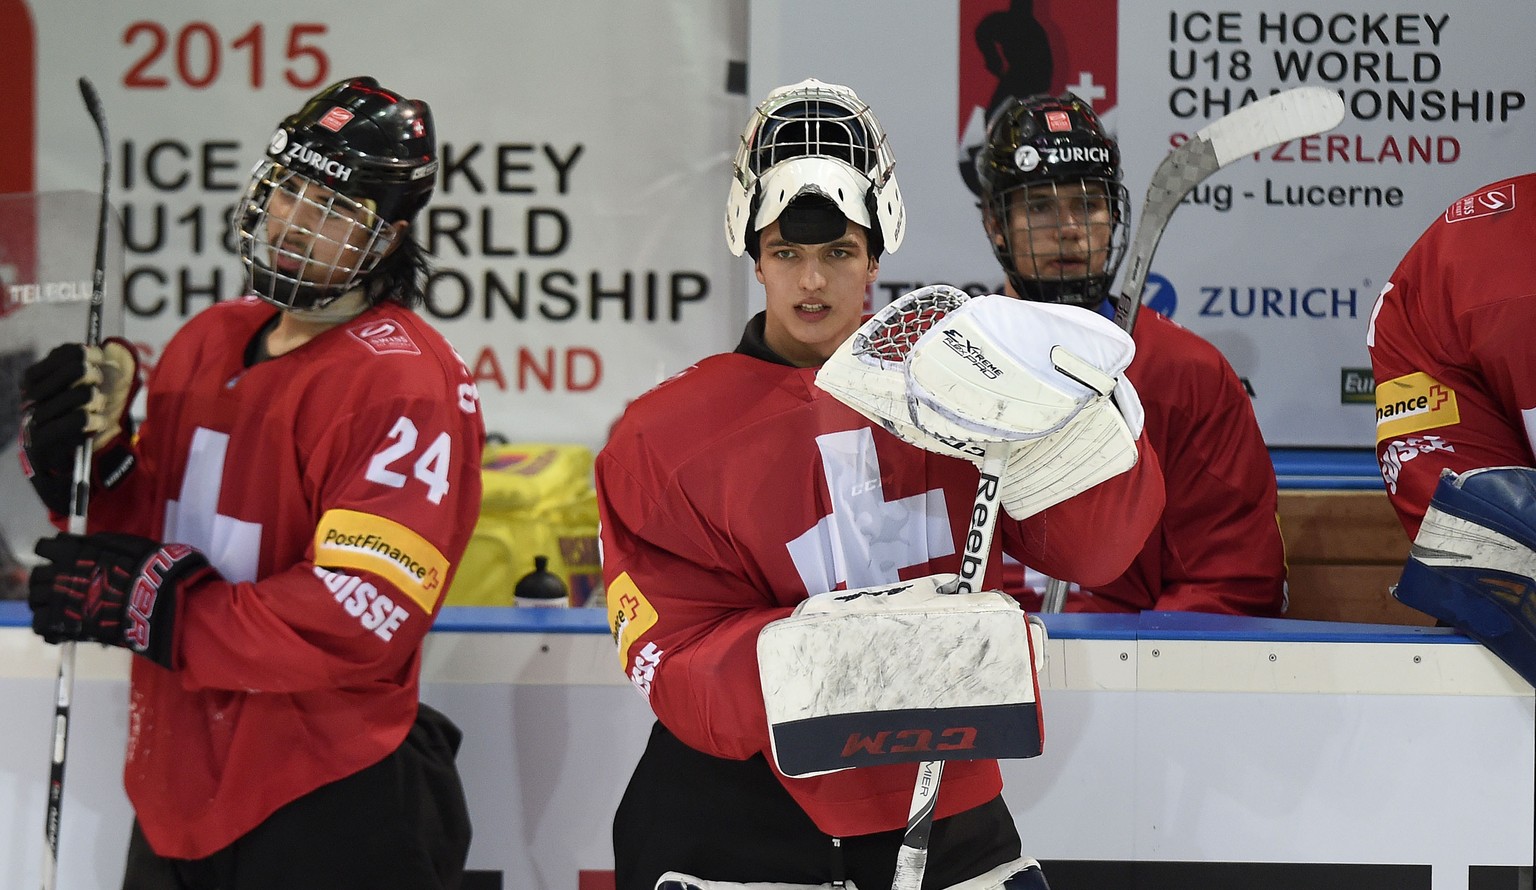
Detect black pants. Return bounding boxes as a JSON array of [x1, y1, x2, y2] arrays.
[[122, 703, 472, 890], [614, 722, 1022, 890]]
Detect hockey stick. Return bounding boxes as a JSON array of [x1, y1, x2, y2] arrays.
[[41, 76, 111, 890], [891, 443, 1006, 890], [816, 287, 1010, 890], [1034, 89, 1348, 617], [821, 286, 1126, 888], [1112, 86, 1345, 335]]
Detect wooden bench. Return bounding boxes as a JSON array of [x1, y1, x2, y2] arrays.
[[1276, 489, 1433, 626]]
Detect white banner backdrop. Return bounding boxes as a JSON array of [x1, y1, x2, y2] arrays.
[[749, 0, 1536, 447], [8, 0, 750, 450]]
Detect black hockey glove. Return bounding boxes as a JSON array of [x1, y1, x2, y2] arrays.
[[29, 532, 215, 670], [18, 339, 140, 515]]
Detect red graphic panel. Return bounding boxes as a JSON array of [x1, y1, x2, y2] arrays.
[[0, 0, 37, 308], [579, 870, 616, 890], [959, 0, 1119, 128], [957, 0, 1118, 193], [0, 0, 36, 195]]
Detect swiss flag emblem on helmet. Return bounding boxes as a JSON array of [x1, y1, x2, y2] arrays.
[[318, 107, 354, 132]]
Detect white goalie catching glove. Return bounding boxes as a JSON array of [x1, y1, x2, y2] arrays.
[[817, 286, 1144, 520], [758, 574, 1047, 778]]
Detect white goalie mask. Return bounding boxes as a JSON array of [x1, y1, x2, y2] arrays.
[[725, 78, 905, 257]]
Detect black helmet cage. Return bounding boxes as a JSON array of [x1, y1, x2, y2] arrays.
[[734, 85, 898, 258], [235, 76, 438, 311], [976, 93, 1130, 309]]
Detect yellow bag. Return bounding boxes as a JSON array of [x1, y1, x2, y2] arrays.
[[446, 443, 604, 607]]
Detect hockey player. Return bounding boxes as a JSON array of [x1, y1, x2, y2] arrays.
[[975, 92, 1286, 616], [1367, 173, 1536, 687], [597, 78, 1164, 890], [1367, 172, 1536, 536], [19, 77, 482, 888]]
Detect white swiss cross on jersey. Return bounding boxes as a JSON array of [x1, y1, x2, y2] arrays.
[[786, 428, 954, 593]]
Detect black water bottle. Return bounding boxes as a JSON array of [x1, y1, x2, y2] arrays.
[[513, 555, 568, 608]]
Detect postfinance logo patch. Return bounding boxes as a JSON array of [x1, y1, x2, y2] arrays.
[[1375, 372, 1460, 441], [314, 509, 449, 612], [608, 571, 659, 667]]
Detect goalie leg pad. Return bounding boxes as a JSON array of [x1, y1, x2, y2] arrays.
[[943, 857, 1049, 890], [1393, 466, 1536, 687], [759, 574, 1047, 778], [656, 874, 859, 890]]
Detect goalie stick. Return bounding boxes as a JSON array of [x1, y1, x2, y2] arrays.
[[41, 76, 111, 890], [891, 441, 1008, 890], [878, 89, 1348, 887], [818, 287, 1011, 890], [1039, 87, 1346, 615]]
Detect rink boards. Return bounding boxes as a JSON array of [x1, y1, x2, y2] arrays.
[[0, 606, 1530, 890]]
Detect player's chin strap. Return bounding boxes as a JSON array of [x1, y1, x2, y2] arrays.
[[283, 286, 372, 324], [655, 857, 1049, 890]]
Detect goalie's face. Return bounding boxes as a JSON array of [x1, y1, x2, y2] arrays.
[[755, 220, 879, 367], [1001, 180, 1115, 284]]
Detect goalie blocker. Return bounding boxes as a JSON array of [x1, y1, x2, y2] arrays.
[[758, 574, 1047, 778], [1393, 466, 1536, 688]]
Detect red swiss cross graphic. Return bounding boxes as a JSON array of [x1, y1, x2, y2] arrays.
[[1430, 385, 1450, 410]]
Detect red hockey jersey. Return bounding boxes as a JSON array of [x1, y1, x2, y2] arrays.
[[90, 297, 484, 858], [1011, 310, 1285, 616], [597, 351, 1163, 838], [1368, 174, 1536, 537]]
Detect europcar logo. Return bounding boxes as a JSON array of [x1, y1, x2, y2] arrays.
[[1340, 368, 1375, 404], [957, 0, 1119, 195]]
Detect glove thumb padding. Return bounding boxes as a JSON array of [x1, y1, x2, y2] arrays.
[[85, 339, 140, 449], [19, 338, 140, 451]]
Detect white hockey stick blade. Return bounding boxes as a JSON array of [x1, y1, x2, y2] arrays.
[[1113, 86, 1345, 333]]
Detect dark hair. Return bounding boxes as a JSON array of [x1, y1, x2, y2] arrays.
[[365, 233, 431, 309]]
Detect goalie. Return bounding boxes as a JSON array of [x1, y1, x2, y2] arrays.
[[597, 78, 1164, 890]]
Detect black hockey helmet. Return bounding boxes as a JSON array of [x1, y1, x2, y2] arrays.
[[976, 92, 1129, 308], [234, 77, 438, 311], [268, 76, 437, 223]]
